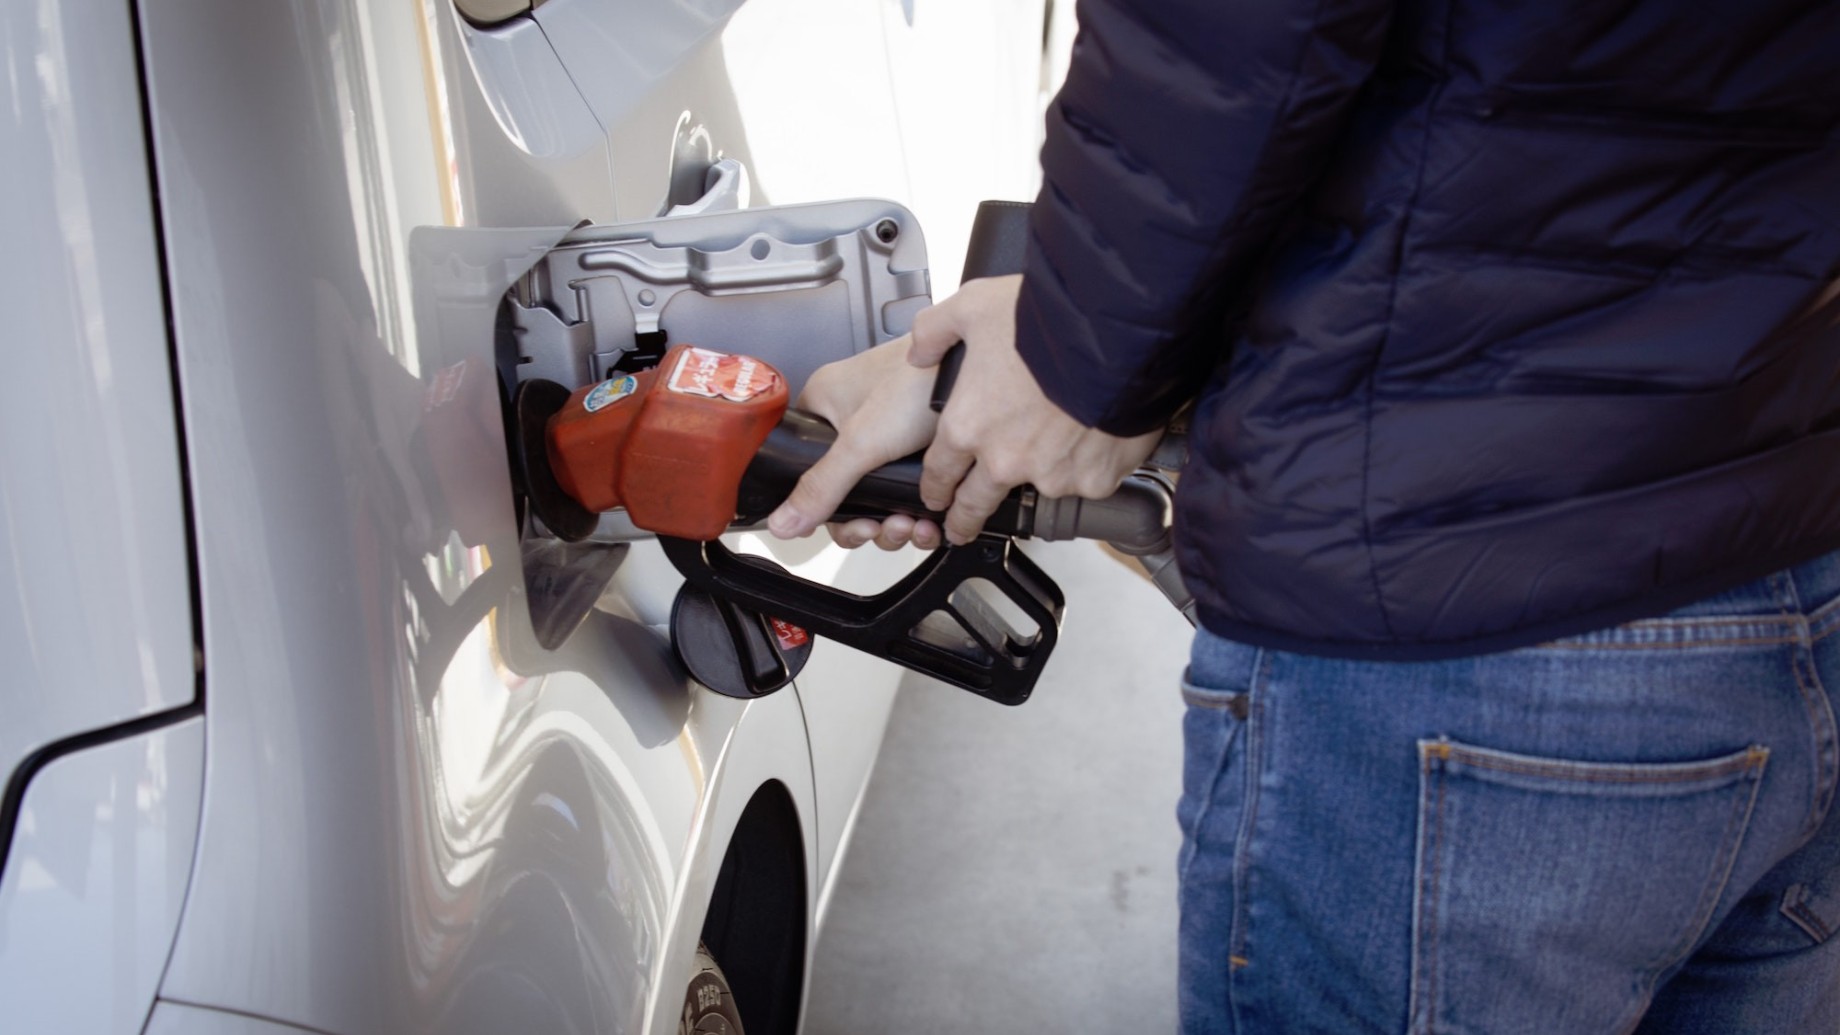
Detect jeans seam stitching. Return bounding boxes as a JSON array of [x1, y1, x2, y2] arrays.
[[1408, 745, 1446, 1035], [1536, 633, 1803, 651], [1629, 616, 1803, 628], [1227, 650, 1270, 1017], [1428, 752, 1448, 1034], [1448, 752, 1767, 784]]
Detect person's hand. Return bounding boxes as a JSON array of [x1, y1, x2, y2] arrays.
[[910, 275, 1162, 545], [765, 338, 945, 550]]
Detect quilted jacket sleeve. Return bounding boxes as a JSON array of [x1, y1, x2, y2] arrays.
[[1017, 0, 1393, 435]]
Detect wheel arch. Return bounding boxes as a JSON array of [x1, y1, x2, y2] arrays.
[[699, 778, 808, 1035]]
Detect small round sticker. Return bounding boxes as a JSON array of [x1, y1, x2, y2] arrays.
[[583, 375, 638, 413]]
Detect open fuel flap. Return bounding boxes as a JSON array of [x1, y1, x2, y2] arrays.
[[501, 194, 1182, 705], [508, 199, 931, 405], [501, 193, 932, 541]]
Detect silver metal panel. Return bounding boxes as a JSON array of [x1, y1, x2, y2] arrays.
[[514, 198, 930, 398], [0, 0, 196, 793], [0, 719, 205, 1035]]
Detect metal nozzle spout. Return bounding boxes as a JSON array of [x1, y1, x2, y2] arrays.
[[1028, 472, 1175, 555]]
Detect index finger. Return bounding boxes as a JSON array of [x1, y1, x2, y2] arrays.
[[919, 434, 974, 513], [767, 439, 880, 539], [941, 464, 1012, 546]]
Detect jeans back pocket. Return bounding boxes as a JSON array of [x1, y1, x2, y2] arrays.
[[1409, 738, 1770, 1035]]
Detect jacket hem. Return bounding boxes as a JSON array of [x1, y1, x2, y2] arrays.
[[1194, 532, 1840, 661]]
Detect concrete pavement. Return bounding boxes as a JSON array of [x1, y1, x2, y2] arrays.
[[805, 539, 1195, 1033]]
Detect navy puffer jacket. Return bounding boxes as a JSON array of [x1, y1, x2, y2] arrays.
[[1016, 0, 1840, 657]]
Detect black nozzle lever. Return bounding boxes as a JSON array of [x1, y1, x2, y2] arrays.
[[662, 532, 1063, 705]]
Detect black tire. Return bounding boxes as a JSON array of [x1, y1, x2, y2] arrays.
[[681, 943, 746, 1035]]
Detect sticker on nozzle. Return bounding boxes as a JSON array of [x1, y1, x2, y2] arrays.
[[583, 375, 638, 413], [667, 346, 779, 403], [769, 617, 809, 651]]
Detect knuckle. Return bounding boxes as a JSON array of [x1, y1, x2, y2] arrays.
[[1032, 474, 1071, 498], [824, 426, 866, 458], [982, 456, 1026, 487], [955, 482, 998, 514], [936, 423, 977, 454]]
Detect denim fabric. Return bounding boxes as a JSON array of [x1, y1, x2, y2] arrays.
[[1178, 550, 1840, 1034]]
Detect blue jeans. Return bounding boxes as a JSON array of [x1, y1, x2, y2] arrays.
[[1178, 551, 1840, 1034]]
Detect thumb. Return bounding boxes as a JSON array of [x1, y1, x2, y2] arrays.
[[906, 305, 961, 368], [907, 332, 960, 370], [767, 443, 873, 539]]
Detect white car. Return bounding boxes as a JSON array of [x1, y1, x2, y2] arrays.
[[0, 0, 1052, 1031]]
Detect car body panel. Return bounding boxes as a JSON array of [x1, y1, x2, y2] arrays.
[[130, 0, 901, 1031], [533, 0, 749, 139], [134, 0, 678, 1028], [0, 719, 205, 1034], [145, 1000, 327, 1035], [4, 0, 1046, 1030], [454, 13, 610, 167], [0, 0, 196, 797]]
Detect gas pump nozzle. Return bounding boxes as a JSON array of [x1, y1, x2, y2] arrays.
[[511, 340, 1185, 705], [508, 200, 1190, 704]]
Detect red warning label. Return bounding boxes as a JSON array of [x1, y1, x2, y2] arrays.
[[666, 346, 778, 403], [769, 617, 809, 651]]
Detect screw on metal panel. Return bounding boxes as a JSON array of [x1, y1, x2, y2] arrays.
[[874, 219, 899, 244]]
